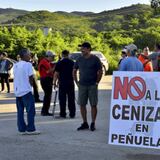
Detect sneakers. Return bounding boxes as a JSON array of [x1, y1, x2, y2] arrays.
[[90, 122, 96, 131], [77, 122, 96, 131], [18, 131, 27, 135], [26, 130, 41, 135], [18, 130, 41, 135], [77, 122, 89, 131]]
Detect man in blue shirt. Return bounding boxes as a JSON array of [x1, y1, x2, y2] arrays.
[[119, 44, 143, 71]]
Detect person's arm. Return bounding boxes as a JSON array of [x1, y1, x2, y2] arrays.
[[149, 62, 153, 71], [29, 75, 34, 86], [53, 71, 59, 89], [119, 59, 126, 71], [47, 66, 55, 74], [39, 63, 55, 74], [96, 69, 103, 85], [73, 60, 79, 86], [73, 68, 79, 86], [7, 59, 13, 70], [28, 63, 34, 86], [96, 57, 103, 85]]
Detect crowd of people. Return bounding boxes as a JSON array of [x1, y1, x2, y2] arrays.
[[118, 43, 160, 72], [9, 42, 102, 135], [1, 41, 160, 135]]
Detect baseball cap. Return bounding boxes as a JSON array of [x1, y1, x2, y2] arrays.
[[125, 44, 137, 52], [46, 51, 55, 57], [121, 49, 127, 53], [78, 42, 91, 49]]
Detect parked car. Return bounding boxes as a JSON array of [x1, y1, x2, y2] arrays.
[[69, 51, 109, 75]]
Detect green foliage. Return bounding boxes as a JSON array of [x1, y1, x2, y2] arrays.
[[151, 0, 160, 15], [0, 4, 160, 73]]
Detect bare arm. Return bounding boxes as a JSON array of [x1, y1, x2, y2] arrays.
[[73, 68, 79, 86], [96, 69, 103, 85], [47, 66, 55, 74], [53, 71, 59, 88]]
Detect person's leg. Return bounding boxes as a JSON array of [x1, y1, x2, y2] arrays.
[[80, 105, 87, 122], [40, 77, 53, 115], [59, 85, 67, 117], [0, 73, 5, 91], [78, 85, 88, 122], [91, 106, 97, 123], [88, 85, 98, 131], [4, 73, 10, 93], [33, 76, 40, 101], [16, 97, 26, 132], [77, 85, 89, 130], [22, 92, 36, 132], [67, 84, 76, 118]]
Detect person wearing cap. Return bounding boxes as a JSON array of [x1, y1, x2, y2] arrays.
[[138, 47, 153, 72], [38, 51, 56, 116], [0, 52, 13, 93], [13, 48, 40, 135], [53, 50, 76, 118], [147, 43, 160, 71], [119, 44, 143, 71], [118, 49, 127, 69], [73, 42, 103, 131]]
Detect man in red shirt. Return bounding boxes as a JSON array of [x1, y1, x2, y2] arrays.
[[38, 51, 55, 116]]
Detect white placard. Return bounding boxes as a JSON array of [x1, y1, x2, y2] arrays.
[[109, 71, 160, 149]]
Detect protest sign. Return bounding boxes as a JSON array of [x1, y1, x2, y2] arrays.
[[109, 71, 160, 149]]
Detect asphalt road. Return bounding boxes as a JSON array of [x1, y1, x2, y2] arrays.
[[0, 76, 160, 160]]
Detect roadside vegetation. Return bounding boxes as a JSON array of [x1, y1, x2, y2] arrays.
[[0, 3, 160, 73]]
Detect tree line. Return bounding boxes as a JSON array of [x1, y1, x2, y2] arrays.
[[0, 25, 160, 73]]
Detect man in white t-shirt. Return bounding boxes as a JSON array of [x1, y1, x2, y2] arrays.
[[13, 48, 40, 135]]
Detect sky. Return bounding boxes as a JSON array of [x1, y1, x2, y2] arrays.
[[0, 0, 150, 13]]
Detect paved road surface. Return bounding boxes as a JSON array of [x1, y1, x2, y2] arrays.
[[0, 76, 160, 160]]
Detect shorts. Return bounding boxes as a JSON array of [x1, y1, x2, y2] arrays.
[[78, 84, 98, 106]]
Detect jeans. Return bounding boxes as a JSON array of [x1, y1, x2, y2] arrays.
[[16, 92, 36, 132]]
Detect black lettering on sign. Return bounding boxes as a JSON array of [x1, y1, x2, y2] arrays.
[[145, 90, 151, 100], [112, 105, 121, 119], [136, 124, 149, 133], [111, 134, 118, 142]]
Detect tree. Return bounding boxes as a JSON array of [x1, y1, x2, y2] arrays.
[[151, 0, 160, 14]]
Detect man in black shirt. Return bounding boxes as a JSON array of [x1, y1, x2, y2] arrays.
[[53, 50, 76, 118]]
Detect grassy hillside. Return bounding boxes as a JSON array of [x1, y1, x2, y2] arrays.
[[0, 8, 28, 23], [0, 4, 160, 73], [3, 10, 95, 34], [1, 4, 154, 33], [87, 4, 154, 31]]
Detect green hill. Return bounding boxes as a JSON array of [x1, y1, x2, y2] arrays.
[[0, 4, 156, 33], [3, 10, 95, 34], [0, 8, 28, 23]]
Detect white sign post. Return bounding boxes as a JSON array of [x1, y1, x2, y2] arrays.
[[109, 71, 160, 149]]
